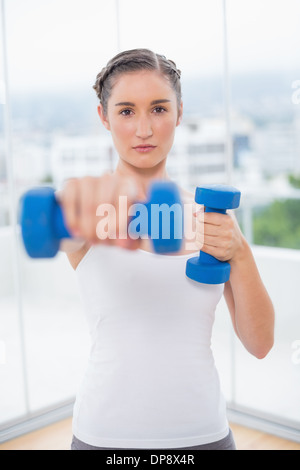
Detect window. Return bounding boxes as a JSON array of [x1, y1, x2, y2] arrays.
[[213, 0, 300, 437]]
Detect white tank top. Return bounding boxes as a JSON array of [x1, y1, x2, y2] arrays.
[[73, 245, 229, 448]]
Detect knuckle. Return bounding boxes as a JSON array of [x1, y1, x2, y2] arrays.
[[85, 201, 96, 216], [62, 179, 78, 202], [64, 177, 78, 188], [79, 176, 95, 192]]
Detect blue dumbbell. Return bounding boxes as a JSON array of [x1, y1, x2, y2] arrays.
[[20, 181, 183, 258], [186, 184, 241, 284]]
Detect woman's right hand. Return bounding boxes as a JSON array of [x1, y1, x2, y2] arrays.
[[58, 173, 140, 250]]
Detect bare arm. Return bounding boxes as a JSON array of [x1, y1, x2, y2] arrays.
[[223, 237, 275, 358], [198, 210, 275, 359]]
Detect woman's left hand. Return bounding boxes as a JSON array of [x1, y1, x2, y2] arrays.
[[194, 208, 246, 263]]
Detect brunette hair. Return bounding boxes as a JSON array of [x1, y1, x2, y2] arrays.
[[93, 48, 182, 115]]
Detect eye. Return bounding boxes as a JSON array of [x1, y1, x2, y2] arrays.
[[153, 106, 167, 114], [120, 108, 134, 116]]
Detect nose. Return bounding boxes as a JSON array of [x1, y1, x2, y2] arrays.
[[135, 115, 153, 139]]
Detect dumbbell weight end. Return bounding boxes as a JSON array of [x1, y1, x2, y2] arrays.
[[186, 257, 231, 285], [20, 187, 71, 258], [142, 181, 183, 254]]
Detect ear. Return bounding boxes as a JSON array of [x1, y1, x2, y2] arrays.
[[98, 104, 110, 131], [176, 101, 183, 127]]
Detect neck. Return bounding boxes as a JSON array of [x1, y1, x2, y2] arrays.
[[115, 159, 170, 199]]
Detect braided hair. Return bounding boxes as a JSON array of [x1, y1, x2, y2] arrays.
[[93, 48, 182, 115]]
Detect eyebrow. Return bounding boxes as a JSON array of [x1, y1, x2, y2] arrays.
[[115, 99, 172, 107]]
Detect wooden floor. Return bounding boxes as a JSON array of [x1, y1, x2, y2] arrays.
[[0, 418, 300, 450]]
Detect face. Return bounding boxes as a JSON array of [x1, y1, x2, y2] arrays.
[[98, 70, 183, 171]]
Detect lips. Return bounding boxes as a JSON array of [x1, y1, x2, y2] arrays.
[[133, 145, 157, 153], [133, 145, 156, 149]]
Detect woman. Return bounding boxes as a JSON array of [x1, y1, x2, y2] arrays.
[[60, 49, 274, 450]]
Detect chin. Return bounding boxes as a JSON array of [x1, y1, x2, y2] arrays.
[[131, 156, 166, 169]]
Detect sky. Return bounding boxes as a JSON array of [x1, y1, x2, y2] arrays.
[[1, 0, 300, 93]]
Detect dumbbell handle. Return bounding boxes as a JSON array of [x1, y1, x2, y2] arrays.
[[20, 187, 72, 258], [199, 207, 227, 265]]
